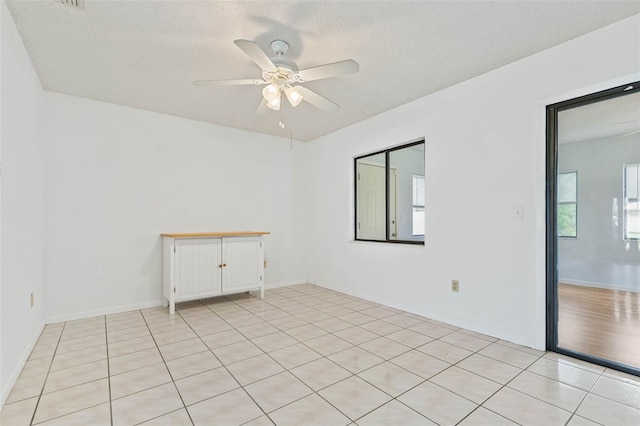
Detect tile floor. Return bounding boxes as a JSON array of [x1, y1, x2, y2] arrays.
[[1, 284, 639, 425]]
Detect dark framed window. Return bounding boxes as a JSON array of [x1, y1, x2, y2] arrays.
[[557, 171, 577, 238], [354, 140, 425, 244], [624, 163, 639, 240]]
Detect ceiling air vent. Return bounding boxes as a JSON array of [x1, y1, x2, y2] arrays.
[[55, 0, 84, 11]]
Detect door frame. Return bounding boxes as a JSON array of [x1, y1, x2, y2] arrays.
[[546, 80, 640, 376]]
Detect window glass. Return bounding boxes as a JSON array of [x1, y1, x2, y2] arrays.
[[624, 164, 639, 240], [355, 141, 425, 244], [558, 171, 577, 238]]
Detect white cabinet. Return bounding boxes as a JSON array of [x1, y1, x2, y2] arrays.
[[162, 232, 267, 314]]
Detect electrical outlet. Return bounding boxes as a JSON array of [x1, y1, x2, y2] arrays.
[[451, 280, 460, 293], [30, 292, 35, 307]]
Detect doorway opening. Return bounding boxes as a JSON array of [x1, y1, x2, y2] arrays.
[[546, 81, 640, 375]]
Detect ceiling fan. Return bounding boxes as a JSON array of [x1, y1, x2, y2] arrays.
[[194, 39, 359, 114]]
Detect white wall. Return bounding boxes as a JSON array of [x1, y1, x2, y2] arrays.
[[0, 0, 47, 405], [44, 93, 307, 321], [305, 15, 640, 350]]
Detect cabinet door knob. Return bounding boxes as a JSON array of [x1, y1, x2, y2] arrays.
[[218, 264, 223, 268], [223, 263, 227, 267]]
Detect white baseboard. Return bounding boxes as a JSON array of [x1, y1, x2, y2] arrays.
[[311, 281, 539, 350], [45, 300, 163, 324], [1, 322, 45, 408]]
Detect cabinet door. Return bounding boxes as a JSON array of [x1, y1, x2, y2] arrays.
[[222, 237, 261, 292], [175, 238, 222, 299]]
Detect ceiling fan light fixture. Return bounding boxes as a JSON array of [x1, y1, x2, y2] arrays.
[[285, 87, 303, 107], [262, 83, 279, 101], [266, 93, 281, 111]]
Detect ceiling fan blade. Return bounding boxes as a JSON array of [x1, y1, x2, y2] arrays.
[[256, 99, 270, 116], [296, 86, 340, 112], [234, 39, 277, 72], [193, 78, 265, 87], [297, 59, 359, 82]]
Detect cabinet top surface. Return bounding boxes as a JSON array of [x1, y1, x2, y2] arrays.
[[161, 231, 270, 238]]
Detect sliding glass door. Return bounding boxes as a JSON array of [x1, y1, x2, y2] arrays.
[[547, 82, 640, 374]]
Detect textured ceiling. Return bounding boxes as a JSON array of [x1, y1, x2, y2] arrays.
[[6, 1, 640, 141]]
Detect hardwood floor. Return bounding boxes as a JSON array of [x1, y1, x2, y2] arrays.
[[558, 283, 640, 368]]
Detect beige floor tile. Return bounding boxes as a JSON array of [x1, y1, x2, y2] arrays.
[[407, 322, 455, 339], [439, 331, 493, 352], [333, 326, 379, 345], [385, 329, 434, 348], [328, 347, 384, 374], [211, 340, 263, 365], [43, 359, 108, 394], [359, 337, 411, 360], [357, 400, 437, 425], [56, 333, 106, 354], [359, 306, 399, 319], [290, 358, 352, 391], [50, 345, 107, 371], [566, 414, 602, 425], [29, 342, 58, 360], [189, 319, 233, 337], [111, 362, 173, 399], [108, 335, 156, 357], [165, 350, 222, 380], [338, 312, 377, 326], [318, 376, 391, 421], [112, 382, 184, 426], [19, 356, 53, 379], [526, 357, 600, 391], [591, 375, 640, 410], [152, 327, 197, 346], [5, 372, 47, 403], [542, 352, 606, 374], [495, 339, 543, 356], [359, 320, 403, 336], [0, 396, 38, 425], [251, 331, 298, 352], [390, 350, 449, 379], [109, 347, 164, 375], [236, 323, 280, 339], [138, 408, 193, 425], [430, 366, 502, 404], [226, 354, 285, 385], [381, 313, 424, 328], [245, 371, 312, 413], [484, 387, 572, 425], [159, 338, 209, 361], [398, 381, 478, 425], [59, 326, 105, 341], [457, 407, 518, 426], [37, 402, 111, 426], [269, 315, 308, 330], [243, 415, 275, 425], [417, 340, 472, 364], [269, 393, 350, 426], [107, 325, 151, 344], [33, 378, 110, 424], [508, 370, 587, 412], [478, 342, 541, 369], [304, 334, 353, 356], [147, 319, 189, 334], [358, 361, 424, 397], [225, 314, 263, 328], [284, 324, 328, 341], [602, 368, 640, 386], [315, 317, 354, 333], [294, 309, 333, 323], [200, 329, 246, 350], [174, 366, 239, 405], [268, 343, 322, 369], [187, 388, 263, 425], [457, 354, 522, 384]]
